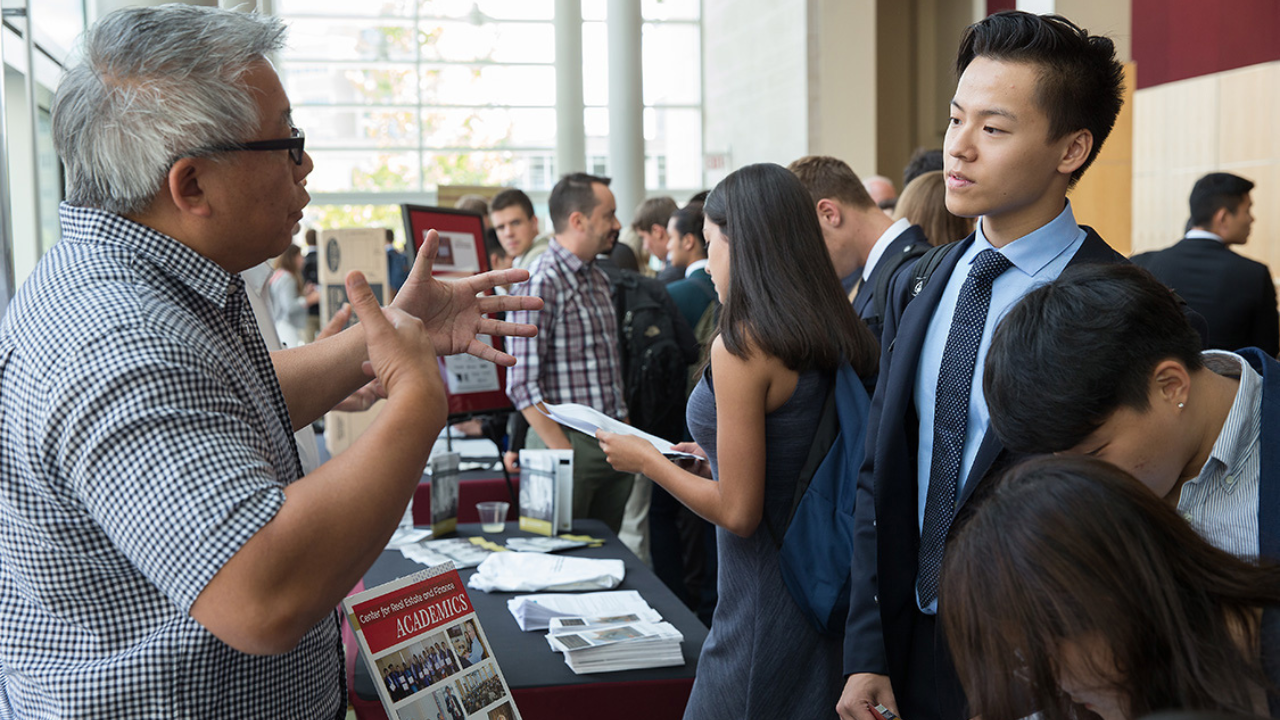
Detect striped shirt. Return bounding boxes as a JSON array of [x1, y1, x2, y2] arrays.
[[505, 238, 626, 420], [1178, 350, 1261, 558], [0, 204, 344, 718]]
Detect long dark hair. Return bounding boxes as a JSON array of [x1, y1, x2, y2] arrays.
[[941, 455, 1280, 720], [703, 163, 877, 377]]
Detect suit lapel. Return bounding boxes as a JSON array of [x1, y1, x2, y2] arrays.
[[882, 237, 974, 433]]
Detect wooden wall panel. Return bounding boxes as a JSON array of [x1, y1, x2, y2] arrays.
[[1069, 63, 1135, 255], [1132, 60, 1280, 285]]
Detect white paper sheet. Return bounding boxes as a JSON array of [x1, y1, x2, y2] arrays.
[[537, 402, 696, 458]]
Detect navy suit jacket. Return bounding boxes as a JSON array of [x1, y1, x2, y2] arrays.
[[1133, 238, 1279, 356], [1238, 347, 1280, 559], [853, 224, 930, 340], [843, 227, 1125, 719]]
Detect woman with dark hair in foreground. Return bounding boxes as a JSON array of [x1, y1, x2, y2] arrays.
[[941, 455, 1280, 720]]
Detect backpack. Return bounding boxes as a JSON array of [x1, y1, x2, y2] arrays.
[[763, 360, 872, 636], [863, 240, 930, 338], [909, 241, 964, 299], [612, 271, 698, 441]]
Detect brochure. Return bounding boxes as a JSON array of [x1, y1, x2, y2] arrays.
[[430, 452, 461, 537], [343, 563, 522, 720], [517, 450, 573, 536], [536, 402, 696, 459]]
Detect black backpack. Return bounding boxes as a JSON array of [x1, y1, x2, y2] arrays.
[[861, 240, 931, 339], [611, 271, 699, 440]]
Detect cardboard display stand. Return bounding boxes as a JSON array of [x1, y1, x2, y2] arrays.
[[318, 228, 387, 458]]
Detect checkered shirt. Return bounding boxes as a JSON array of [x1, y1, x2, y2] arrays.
[[0, 204, 345, 718], [505, 239, 626, 419]]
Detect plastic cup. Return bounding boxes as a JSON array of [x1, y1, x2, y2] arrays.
[[477, 501, 509, 533]]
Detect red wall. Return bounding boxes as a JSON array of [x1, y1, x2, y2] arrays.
[[1132, 0, 1280, 89], [986, 0, 1016, 15]]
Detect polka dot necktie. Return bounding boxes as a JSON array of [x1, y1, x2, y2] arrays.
[[916, 248, 1012, 607]]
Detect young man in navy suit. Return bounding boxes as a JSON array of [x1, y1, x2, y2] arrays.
[[838, 12, 1127, 720], [789, 155, 930, 341], [985, 263, 1280, 564]]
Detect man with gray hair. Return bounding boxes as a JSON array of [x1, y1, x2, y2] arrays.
[[0, 6, 538, 716]]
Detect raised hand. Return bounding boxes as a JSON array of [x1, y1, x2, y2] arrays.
[[346, 270, 443, 411], [391, 228, 544, 366]]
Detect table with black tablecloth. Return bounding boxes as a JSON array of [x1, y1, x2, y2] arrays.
[[350, 520, 708, 720]]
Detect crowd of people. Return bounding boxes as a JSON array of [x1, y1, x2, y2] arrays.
[[1, 4, 1279, 720]]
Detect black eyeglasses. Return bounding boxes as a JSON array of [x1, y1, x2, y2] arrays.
[[203, 126, 306, 165]]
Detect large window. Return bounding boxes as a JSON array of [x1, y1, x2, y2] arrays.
[[274, 0, 703, 237], [582, 0, 702, 193], [277, 0, 560, 202]]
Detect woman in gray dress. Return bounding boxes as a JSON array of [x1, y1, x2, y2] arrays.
[[598, 163, 879, 719]]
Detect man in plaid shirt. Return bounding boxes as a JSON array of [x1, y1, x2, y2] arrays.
[[505, 173, 635, 533], [0, 6, 537, 717]]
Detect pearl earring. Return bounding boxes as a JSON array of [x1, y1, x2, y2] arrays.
[[1177, 402, 1185, 409]]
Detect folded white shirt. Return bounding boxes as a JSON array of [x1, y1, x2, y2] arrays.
[[467, 552, 625, 593]]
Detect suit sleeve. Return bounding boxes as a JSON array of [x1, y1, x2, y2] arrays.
[[1254, 267, 1279, 357], [843, 268, 915, 675], [660, 286, 700, 364]]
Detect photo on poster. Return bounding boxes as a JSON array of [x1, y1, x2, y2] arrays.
[[447, 618, 489, 668], [433, 231, 481, 273], [455, 663, 508, 715], [373, 630, 461, 704], [487, 702, 516, 720]]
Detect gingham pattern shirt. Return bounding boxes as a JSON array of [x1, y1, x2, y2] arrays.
[[0, 204, 344, 718], [1177, 350, 1261, 558], [505, 239, 626, 419]]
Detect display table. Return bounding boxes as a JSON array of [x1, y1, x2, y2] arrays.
[[350, 520, 708, 720]]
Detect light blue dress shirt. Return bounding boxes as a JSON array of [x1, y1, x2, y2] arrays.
[[913, 201, 1086, 613]]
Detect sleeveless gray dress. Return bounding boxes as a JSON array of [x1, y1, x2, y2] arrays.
[[683, 367, 845, 719]]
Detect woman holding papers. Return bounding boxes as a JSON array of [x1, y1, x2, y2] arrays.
[[598, 163, 879, 719]]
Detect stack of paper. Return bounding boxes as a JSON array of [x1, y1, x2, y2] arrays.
[[546, 618, 685, 674], [506, 590, 656, 632]]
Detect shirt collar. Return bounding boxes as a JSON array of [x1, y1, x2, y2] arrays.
[[685, 258, 709, 277], [1191, 350, 1261, 488], [241, 262, 274, 298], [862, 218, 912, 281], [1185, 229, 1225, 243], [59, 202, 242, 310], [548, 237, 588, 274], [972, 200, 1084, 277]]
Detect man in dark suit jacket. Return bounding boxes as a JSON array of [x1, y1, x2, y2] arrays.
[[789, 155, 930, 340], [1132, 172, 1278, 356], [837, 12, 1129, 720]]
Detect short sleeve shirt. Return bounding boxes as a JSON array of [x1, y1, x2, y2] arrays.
[[0, 204, 344, 718]]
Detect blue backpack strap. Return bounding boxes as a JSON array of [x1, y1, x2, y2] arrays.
[[772, 361, 873, 634], [763, 369, 840, 549]]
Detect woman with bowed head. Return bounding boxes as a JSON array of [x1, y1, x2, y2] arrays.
[[941, 455, 1280, 720], [597, 162, 879, 718]]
